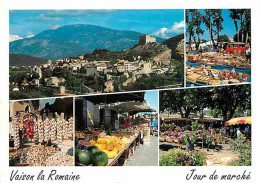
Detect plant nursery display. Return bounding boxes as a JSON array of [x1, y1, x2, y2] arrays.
[[75, 91, 158, 166], [159, 84, 251, 166], [9, 98, 74, 166]]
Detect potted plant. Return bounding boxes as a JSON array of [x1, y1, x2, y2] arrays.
[[184, 133, 198, 151]]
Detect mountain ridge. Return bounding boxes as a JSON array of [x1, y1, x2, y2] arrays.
[[10, 24, 165, 60]]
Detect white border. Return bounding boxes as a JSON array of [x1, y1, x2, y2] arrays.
[[1, 1, 260, 183]]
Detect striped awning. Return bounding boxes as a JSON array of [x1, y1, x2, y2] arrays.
[[225, 116, 251, 126]]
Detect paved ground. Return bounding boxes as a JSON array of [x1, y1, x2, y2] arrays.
[[202, 144, 239, 166], [126, 135, 158, 166]]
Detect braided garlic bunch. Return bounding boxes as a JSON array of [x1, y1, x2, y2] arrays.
[[63, 119, 70, 140], [68, 117, 74, 139], [57, 118, 63, 144], [38, 117, 44, 144], [33, 118, 38, 142], [12, 117, 20, 149], [50, 118, 57, 141], [44, 118, 51, 142]]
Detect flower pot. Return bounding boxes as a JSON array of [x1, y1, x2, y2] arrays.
[[186, 144, 194, 151]]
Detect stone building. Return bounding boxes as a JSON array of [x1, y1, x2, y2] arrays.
[[139, 34, 156, 45], [44, 77, 60, 87]]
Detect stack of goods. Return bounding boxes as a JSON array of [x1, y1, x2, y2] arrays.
[[186, 52, 251, 85], [186, 73, 203, 83], [196, 75, 211, 84], [45, 152, 74, 166], [26, 145, 59, 166], [25, 145, 73, 166], [75, 136, 132, 166]]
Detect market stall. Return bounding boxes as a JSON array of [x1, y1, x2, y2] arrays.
[[225, 116, 251, 140], [9, 98, 74, 166], [74, 92, 157, 166], [186, 52, 251, 86]]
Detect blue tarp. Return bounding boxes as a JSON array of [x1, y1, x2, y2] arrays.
[[187, 61, 251, 74], [151, 119, 158, 127], [186, 81, 207, 87]]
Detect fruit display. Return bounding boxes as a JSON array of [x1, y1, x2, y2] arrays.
[[92, 151, 109, 166], [75, 135, 133, 166], [78, 150, 92, 165], [76, 146, 109, 166]]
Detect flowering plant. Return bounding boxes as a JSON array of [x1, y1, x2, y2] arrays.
[[160, 148, 207, 166]]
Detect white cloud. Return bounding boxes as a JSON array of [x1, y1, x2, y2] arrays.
[[9, 35, 23, 42], [35, 14, 61, 21], [26, 34, 35, 38], [153, 21, 184, 38], [154, 27, 168, 38]]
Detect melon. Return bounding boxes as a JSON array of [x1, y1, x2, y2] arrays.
[[92, 151, 108, 166], [107, 150, 118, 159], [98, 144, 106, 151], [89, 140, 96, 146], [97, 138, 107, 144], [106, 143, 114, 151], [88, 146, 99, 154], [102, 149, 109, 155], [78, 150, 92, 165]]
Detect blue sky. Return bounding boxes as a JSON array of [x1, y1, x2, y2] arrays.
[[186, 9, 240, 40], [9, 10, 184, 41], [145, 91, 158, 112]]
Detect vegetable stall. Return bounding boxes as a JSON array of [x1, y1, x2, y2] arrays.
[[9, 98, 74, 166], [74, 92, 157, 166]]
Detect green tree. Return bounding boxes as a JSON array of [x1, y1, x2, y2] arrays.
[[53, 67, 69, 78], [186, 10, 195, 49], [160, 88, 213, 118], [212, 84, 251, 121], [65, 74, 87, 93], [42, 69, 52, 78], [219, 34, 230, 42], [192, 10, 204, 50], [203, 9, 223, 49]]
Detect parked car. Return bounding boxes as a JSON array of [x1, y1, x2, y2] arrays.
[[226, 42, 248, 53]]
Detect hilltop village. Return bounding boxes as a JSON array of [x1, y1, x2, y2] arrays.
[[9, 34, 184, 99]]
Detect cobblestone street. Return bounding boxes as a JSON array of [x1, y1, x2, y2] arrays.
[[126, 135, 158, 166]]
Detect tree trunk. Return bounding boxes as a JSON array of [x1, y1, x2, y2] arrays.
[[210, 29, 216, 50], [240, 13, 244, 42], [234, 20, 239, 42], [188, 32, 192, 50], [246, 32, 248, 43], [197, 34, 201, 51]]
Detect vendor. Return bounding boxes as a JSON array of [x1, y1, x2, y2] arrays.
[[245, 46, 251, 62]]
